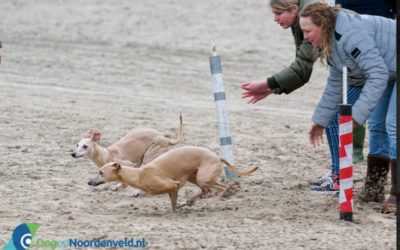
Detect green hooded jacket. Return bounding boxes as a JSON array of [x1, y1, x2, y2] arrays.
[[267, 0, 319, 94]]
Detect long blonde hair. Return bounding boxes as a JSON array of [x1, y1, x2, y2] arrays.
[[299, 2, 341, 61], [270, 0, 299, 11]]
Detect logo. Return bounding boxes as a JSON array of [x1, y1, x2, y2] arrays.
[[351, 47, 361, 59], [3, 223, 40, 250]]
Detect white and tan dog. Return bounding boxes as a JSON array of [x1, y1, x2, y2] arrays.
[[88, 146, 258, 212], [72, 114, 183, 194]]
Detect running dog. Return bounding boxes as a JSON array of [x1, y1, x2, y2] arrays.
[[88, 146, 259, 212], [72, 114, 183, 194]]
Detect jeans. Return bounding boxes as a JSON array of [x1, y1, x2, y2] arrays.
[[368, 82, 397, 159], [325, 82, 397, 175]]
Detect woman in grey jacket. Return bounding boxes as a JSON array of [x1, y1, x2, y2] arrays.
[[299, 2, 396, 213], [241, 0, 349, 195]]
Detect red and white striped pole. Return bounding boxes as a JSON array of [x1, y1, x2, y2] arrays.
[[339, 66, 353, 222]]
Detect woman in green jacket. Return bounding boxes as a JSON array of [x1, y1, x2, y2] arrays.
[[241, 0, 317, 100]]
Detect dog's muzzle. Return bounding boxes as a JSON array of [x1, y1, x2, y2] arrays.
[[71, 152, 82, 158], [88, 177, 106, 186]]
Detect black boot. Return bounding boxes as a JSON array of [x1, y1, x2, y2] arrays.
[[381, 159, 397, 213], [359, 155, 390, 202]]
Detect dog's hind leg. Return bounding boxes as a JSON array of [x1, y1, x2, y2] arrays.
[[177, 188, 209, 209], [141, 140, 169, 165], [177, 171, 203, 208], [213, 182, 231, 198]]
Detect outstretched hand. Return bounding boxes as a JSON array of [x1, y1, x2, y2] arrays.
[[241, 80, 274, 104], [308, 123, 325, 147]]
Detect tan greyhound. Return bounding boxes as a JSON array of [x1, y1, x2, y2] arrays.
[[72, 114, 183, 194], [88, 146, 259, 212]]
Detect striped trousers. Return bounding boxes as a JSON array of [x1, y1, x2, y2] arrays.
[[325, 85, 363, 175]]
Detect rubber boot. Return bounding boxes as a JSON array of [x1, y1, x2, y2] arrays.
[[359, 155, 390, 202], [381, 159, 397, 213], [353, 125, 365, 164]]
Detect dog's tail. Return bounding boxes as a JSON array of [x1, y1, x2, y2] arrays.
[[220, 158, 259, 177], [168, 112, 183, 145]]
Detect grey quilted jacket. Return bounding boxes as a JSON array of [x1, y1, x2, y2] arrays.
[[312, 11, 396, 127]]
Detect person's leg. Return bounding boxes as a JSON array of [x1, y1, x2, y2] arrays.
[[368, 84, 391, 157], [360, 83, 393, 202], [381, 83, 397, 213], [310, 86, 362, 192], [386, 83, 397, 160], [325, 113, 340, 176], [325, 86, 362, 176], [353, 125, 366, 163]]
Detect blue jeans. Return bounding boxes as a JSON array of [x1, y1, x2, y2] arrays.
[[325, 83, 397, 175], [325, 86, 362, 176], [368, 83, 397, 159]]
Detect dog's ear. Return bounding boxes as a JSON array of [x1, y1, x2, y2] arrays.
[[84, 129, 101, 142], [112, 163, 121, 172], [84, 129, 95, 138], [91, 132, 101, 143]]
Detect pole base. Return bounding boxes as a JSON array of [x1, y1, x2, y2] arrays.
[[340, 212, 353, 222]]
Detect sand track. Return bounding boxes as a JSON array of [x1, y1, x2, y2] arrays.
[[0, 1, 395, 249]]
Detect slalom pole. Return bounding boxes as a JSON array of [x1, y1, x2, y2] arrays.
[[209, 45, 237, 180], [0, 39, 2, 64], [339, 66, 353, 222]]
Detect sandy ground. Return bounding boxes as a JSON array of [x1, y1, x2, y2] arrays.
[[0, 0, 396, 249]]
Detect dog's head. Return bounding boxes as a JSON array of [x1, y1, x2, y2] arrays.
[[88, 162, 122, 186], [71, 129, 101, 158]]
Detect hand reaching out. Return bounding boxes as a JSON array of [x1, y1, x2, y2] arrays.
[[241, 80, 274, 104], [308, 123, 324, 147]]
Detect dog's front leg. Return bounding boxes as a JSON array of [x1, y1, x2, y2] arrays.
[[111, 184, 142, 198], [169, 189, 179, 213], [167, 181, 180, 213], [130, 187, 142, 198], [111, 183, 126, 191]]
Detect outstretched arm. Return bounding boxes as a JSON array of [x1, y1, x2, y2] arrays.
[[241, 80, 275, 104]]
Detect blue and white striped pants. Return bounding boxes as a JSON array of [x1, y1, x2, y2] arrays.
[[324, 85, 363, 175]]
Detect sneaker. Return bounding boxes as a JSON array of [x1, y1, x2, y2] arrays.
[[309, 172, 333, 187], [310, 174, 340, 195]]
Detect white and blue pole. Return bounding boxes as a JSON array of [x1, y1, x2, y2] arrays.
[[209, 46, 237, 180], [0, 39, 2, 64]]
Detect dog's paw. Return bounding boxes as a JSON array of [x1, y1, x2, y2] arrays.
[[111, 183, 124, 191], [183, 199, 195, 207], [177, 201, 188, 209], [130, 188, 142, 198], [131, 192, 141, 198]]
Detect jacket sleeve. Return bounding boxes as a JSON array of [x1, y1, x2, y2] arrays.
[[312, 66, 342, 127], [344, 30, 389, 125], [270, 40, 319, 94]]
